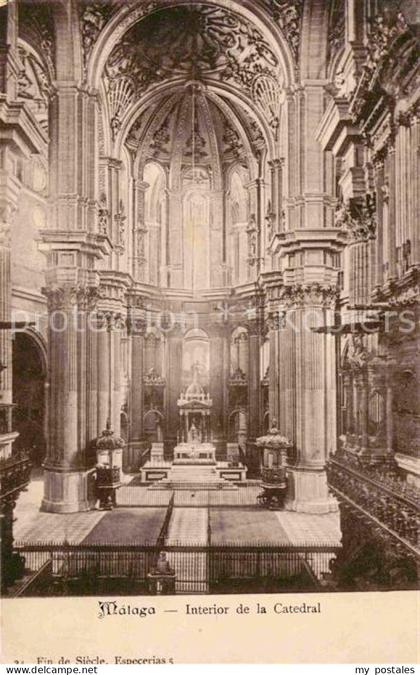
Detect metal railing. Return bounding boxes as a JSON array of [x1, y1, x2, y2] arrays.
[[13, 541, 340, 596]]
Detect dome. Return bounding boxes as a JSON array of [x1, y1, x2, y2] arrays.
[[186, 380, 205, 397]]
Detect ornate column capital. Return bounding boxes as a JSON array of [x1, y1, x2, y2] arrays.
[[97, 310, 125, 332], [0, 222, 11, 248], [268, 158, 285, 171], [42, 284, 103, 312], [335, 196, 377, 242], [279, 283, 340, 310]]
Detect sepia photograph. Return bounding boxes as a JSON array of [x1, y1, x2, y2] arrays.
[[0, 0, 418, 619]]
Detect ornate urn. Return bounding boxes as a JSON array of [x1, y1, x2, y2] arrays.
[[256, 421, 292, 509]]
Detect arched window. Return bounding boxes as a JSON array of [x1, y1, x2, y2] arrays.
[[228, 167, 250, 285], [143, 162, 167, 285]]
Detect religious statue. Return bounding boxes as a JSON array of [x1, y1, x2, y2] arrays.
[[188, 422, 200, 443]]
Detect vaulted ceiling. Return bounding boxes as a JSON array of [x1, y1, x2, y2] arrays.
[[102, 3, 287, 159]]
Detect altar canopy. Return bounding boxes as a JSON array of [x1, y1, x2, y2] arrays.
[[177, 362, 213, 445]]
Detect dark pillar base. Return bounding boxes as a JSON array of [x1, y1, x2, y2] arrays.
[[245, 441, 262, 479], [125, 441, 150, 473], [213, 439, 227, 462], [164, 438, 176, 462]]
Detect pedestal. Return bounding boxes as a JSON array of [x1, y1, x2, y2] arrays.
[[285, 467, 338, 514], [125, 440, 150, 473], [41, 469, 96, 514]]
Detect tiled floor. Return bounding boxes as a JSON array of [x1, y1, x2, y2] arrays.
[[166, 509, 209, 593], [14, 475, 106, 544], [275, 511, 342, 546], [83, 508, 167, 544], [118, 484, 262, 507], [210, 508, 290, 544], [166, 508, 208, 545], [14, 473, 342, 548]]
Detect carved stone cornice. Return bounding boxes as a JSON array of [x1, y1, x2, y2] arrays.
[[278, 283, 340, 310], [348, 10, 418, 134], [97, 310, 125, 331], [375, 266, 420, 308], [335, 195, 377, 243], [42, 284, 103, 313]]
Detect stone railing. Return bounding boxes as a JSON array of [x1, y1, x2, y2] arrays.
[[327, 453, 419, 548]]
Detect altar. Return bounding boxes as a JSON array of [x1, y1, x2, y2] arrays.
[[174, 442, 216, 462], [140, 361, 247, 488], [176, 362, 213, 444]]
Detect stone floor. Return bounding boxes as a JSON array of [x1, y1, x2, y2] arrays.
[[14, 472, 342, 548]]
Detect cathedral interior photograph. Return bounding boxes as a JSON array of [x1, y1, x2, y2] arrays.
[[0, 0, 418, 597]]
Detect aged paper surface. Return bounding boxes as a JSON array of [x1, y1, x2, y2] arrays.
[[1, 0, 419, 666], [1, 593, 419, 664]]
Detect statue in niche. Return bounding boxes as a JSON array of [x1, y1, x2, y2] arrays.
[[247, 214, 258, 265], [188, 421, 201, 444], [186, 361, 205, 397]]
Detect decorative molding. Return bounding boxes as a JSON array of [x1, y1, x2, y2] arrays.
[[80, 2, 118, 69], [114, 199, 126, 254], [279, 283, 340, 309], [335, 195, 377, 242], [265, 0, 304, 62], [104, 4, 283, 134], [98, 193, 109, 236], [19, 3, 56, 81], [42, 284, 103, 312]]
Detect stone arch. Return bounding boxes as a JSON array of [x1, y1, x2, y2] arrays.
[[12, 329, 48, 466], [86, 0, 296, 94]]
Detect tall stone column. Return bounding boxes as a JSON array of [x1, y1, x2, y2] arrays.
[[209, 191, 225, 288], [97, 313, 110, 435], [128, 315, 146, 470], [246, 320, 262, 475], [268, 314, 280, 427], [42, 283, 99, 513], [343, 371, 353, 436], [358, 371, 369, 454], [374, 158, 385, 290], [86, 314, 98, 449], [167, 191, 183, 288], [268, 159, 284, 234], [0, 201, 14, 414], [164, 326, 183, 459], [280, 285, 338, 514], [133, 180, 149, 282], [209, 325, 228, 460], [387, 145, 397, 280], [410, 113, 419, 265], [111, 320, 122, 435], [385, 361, 395, 455]]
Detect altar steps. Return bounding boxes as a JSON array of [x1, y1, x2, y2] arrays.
[[149, 464, 238, 491]]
